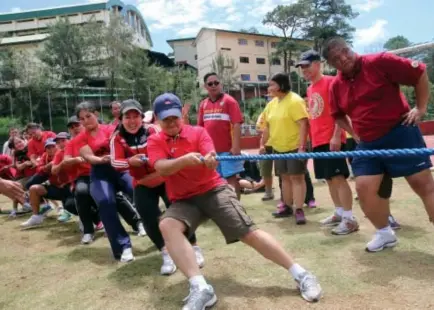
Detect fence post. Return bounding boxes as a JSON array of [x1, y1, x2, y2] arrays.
[[47, 91, 53, 131]]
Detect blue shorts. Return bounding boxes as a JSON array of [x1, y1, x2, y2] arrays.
[[352, 124, 432, 178], [216, 152, 245, 179]]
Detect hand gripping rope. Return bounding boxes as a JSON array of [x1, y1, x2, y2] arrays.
[[140, 148, 434, 162]]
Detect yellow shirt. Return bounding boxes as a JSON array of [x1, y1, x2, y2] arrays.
[[263, 92, 309, 152], [256, 112, 266, 131]]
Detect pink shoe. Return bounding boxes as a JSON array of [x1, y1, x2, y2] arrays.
[[95, 221, 104, 231], [276, 201, 286, 212], [307, 200, 317, 208]]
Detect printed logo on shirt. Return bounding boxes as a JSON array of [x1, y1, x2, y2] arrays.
[[309, 92, 325, 119], [411, 61, 419, 68]]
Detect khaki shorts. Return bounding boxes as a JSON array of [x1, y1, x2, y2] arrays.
[[259, 146, 274, 178], [162, 185, 257, 244], [274, 149, 307, 176]]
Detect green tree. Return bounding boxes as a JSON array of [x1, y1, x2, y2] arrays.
[[263, 3, 309, 73], [300, 0, 358, 52], [239, 27, 259, 34], [383, 35, 412, 50], [211, 52, 238, 91]]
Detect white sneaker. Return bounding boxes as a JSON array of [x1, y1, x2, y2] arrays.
[[193, 246, 205, 268], [120, 248, 135, 263], [137, 222, 147, 237], [160, 250, 177, 275], [20, 214, 44, 228], [9, 210, 17, 218], [81, 234, 94, 245], [366, 230, 398, 252]]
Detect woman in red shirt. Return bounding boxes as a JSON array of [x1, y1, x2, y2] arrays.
[[110, 100, 205, 275], [76, 101, 136, 263]]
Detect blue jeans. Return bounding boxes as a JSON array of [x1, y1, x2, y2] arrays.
[[90, 164, 134, 259]]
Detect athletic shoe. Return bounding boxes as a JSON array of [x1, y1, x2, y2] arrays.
[[261, 192, 274, 201], [95, 221, 104, 231], [81, 234, 94, 245], [296, 272, 322, 302], [160, 250, 177, 275], [21, 204, 32, 212], [331, 217, 359, 235], [39, 204, 53, 217], [57, 210, 73, 223], [272, 206, 293, 218], [182, 285, 217, 310], [9, 210, 17, 218], [366, 230, 398, 252], [20, 214, 44, 228], [388, 215, 401, 230], [295, 209, 306, 225], [193, 246, 205, 268], [307, 200, 317, 208], [320, 213, 342, 227], [137, 222, 147, 237], [120, 248, 135, 263]]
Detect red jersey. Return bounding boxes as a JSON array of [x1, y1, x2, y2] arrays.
[[307, 75, 346, 148], [64, 138, 91, 178], [110, 125, 164, 188], [198, 93, 243, 153], [27, 131, 56, 158], [0, 154, 16, 179], [74, 124, 114, 157], [37, 151, 66, 186], [13, 147, 36, 178], [52, 147, 76, 185], [147, 125, 226, 202], [330, 53, 425, 142]]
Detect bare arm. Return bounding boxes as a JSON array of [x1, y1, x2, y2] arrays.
[[79, 145, 103, 165], [335, 116, 359, 142], [62, 155, 85, 167], [30, 154, 38, 166], [154, 157, 188, 176], [415, 70, 430, 112], [260, 126, 269, 148], [231, 123, 242, 154], [297, 118, 309, 151]]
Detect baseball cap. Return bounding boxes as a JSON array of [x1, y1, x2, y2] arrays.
[[54, 132, 69, 141], [67, 115, 80, 127], [143, 110, 154, 123], [295, 50, 321, 68], [153, 93, 182, 120], [120, 99, 143, 115], [44, 138, 56, 148]]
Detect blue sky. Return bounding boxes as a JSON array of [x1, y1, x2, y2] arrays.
[[2, 0, 433, 54]]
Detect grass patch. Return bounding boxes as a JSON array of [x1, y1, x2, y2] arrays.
[[1, 178, 434, 309]]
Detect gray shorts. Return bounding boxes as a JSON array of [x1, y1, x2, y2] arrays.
[[273, 149, 306, 176]]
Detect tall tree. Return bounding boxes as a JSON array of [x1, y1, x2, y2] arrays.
[[383, 35, 412, 50], [263, 3, 308, 73], [300, 0, 358, 52], [239, 27, 259, 34], [211, 52, 238, 91]]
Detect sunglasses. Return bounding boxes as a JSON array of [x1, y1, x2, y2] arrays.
[[207, 81, 220, 87]]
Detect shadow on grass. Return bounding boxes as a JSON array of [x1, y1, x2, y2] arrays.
[[353, 249, 434, 285], [395, 224, 429, 240]]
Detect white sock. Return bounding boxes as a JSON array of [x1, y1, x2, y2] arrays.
[[378, 226, 394, 235], [335, 207, 344, 216], [342, 210, 353, 219], [189, 275, 208, 290], [289, 263, 307, 281]]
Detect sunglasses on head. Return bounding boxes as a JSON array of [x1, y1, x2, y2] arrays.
[[207, 81, 220, 87]]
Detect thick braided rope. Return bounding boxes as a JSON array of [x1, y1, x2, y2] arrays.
[[215, 148, 434, 161]]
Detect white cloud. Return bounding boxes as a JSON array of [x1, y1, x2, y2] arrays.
[[355, 19, 388, 46], [352, 0, 383, 12], [10, 7, 21, 12]]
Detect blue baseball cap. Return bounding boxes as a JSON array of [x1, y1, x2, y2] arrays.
[[295, 50, 321, 67], [44, 138, 56, 148], [153, 93, 182, 120]]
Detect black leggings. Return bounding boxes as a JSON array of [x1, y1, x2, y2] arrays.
[[134, 183, 197, 250], [279, 171, 315, 204], [75, 176, 101, 234]]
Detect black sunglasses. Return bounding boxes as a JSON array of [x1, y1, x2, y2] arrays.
[[207, 81, 220, 87]]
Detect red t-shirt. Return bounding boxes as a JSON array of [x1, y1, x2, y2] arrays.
[[13, 148, 36, 178], [74, 124, 114, 157], [307, 75, 346, 148], [198, 93, 243, 153], [0, 154, 16, 180], [36, 152, 55, 175], [27, 131, 56, 158], [147, 125, 226, 201], [64, 138, 91, 178], [330, 53, 425, 142], [37, 151, 65, 186], [52, 148, 76, 185], [110, 125, 164, 188]]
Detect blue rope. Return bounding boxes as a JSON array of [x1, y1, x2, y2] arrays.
[[140, 148, 434, 162]]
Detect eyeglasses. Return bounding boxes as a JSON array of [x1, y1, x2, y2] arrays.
[[207, 81, 220, 87]]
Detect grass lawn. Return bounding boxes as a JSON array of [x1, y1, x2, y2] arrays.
[[2, 178, 434, 310]]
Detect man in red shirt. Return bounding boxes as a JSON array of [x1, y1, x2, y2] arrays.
[[148, 93, 322, 309], [110, 101, 121, 127], [297, 50, 358, 235], [323, 37, 434, 252], [198, 72, 244, 199]]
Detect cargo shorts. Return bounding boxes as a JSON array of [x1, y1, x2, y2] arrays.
[[161, 185, 257, 244]]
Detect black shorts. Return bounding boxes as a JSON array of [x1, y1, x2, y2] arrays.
[[313, 144, 350, 180]]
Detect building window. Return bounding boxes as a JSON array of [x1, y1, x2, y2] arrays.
[[271, 42, 278, 48], [221, 47, 231, 51], [238, 38, 248, 45], [240, 56, 249, 64], [256, 57, 266, 64], [241, 74, 251, 81], [255, 40, 264, 47], [194, 55, 197, 60], [258, 75, 267, 81], [271, 58, 281, 65]]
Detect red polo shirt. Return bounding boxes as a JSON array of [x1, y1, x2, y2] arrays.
[[52, 147, 77, 185], [307, 75, 346, 148], [198, 93, 243, 153], [147, 125, 226, 201], [27, 131, 56, 158], [74, 124, 114, 156], [330, 52, 425, 142], [64, 138, 91, 178]]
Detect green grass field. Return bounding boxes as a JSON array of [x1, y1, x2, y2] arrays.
[[2, 178, 434, 310]]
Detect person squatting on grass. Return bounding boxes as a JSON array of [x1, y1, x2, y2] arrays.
[[147, 93, 322, 310]]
